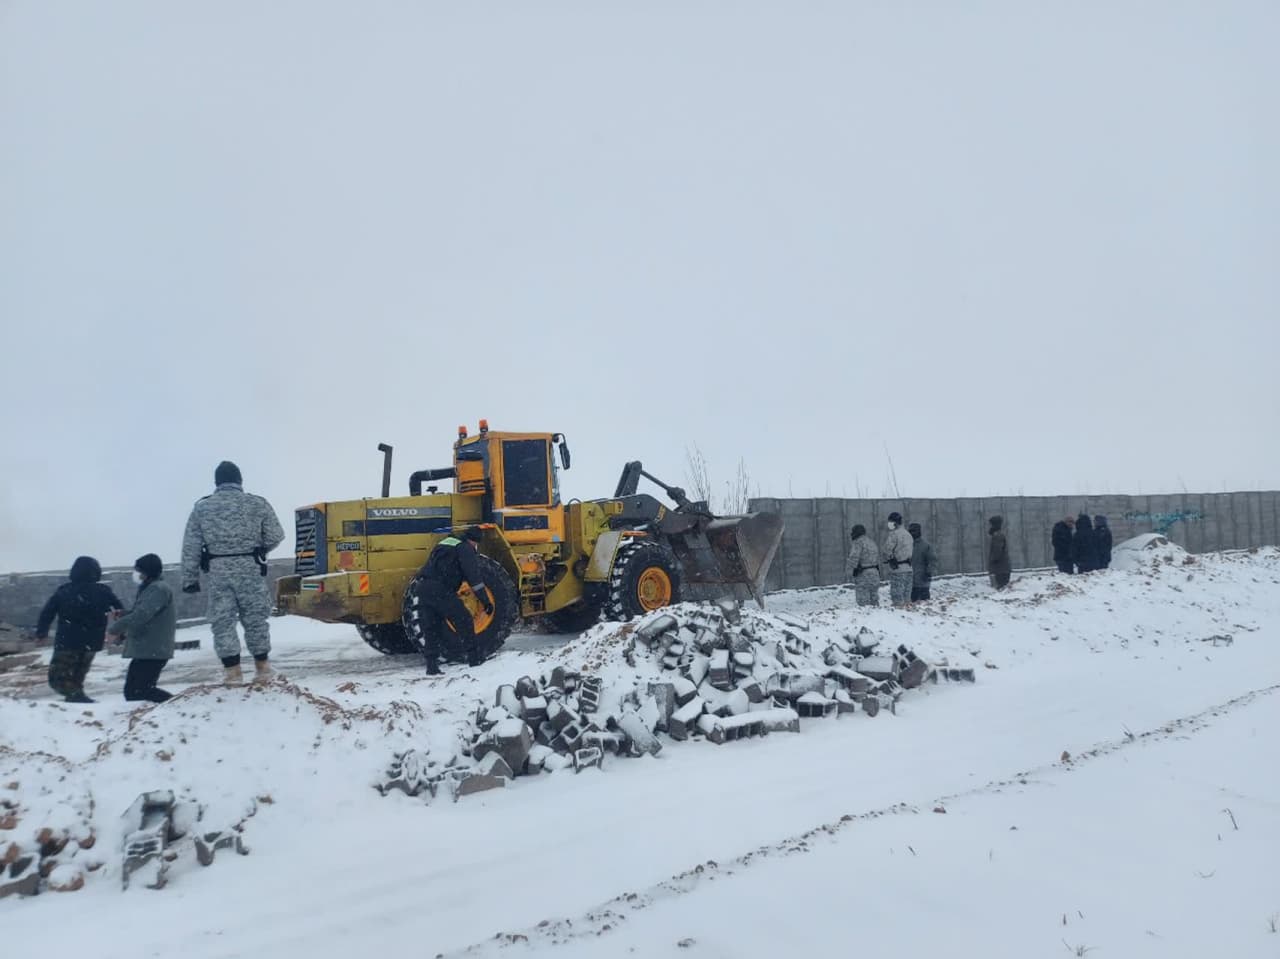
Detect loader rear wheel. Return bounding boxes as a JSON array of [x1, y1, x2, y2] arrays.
[[356, 623, 418, 656], [544, 602, 602, 635], [603, 540, 681, 621], [401, 555, 519, 663]]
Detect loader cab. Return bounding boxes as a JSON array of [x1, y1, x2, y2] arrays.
[[454, 423, 570, 545]]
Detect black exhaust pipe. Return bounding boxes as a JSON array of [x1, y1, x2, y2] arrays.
[[378, 443, 394, 498], [409, 468, 456, 496]]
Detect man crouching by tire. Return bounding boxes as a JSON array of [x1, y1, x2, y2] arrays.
[[415, 527, 493, 675]]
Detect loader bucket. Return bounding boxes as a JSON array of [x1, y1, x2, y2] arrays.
[[664, 511, 785, 607]]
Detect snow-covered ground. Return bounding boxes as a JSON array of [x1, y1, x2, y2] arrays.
[[4, 548, 1279, 958]]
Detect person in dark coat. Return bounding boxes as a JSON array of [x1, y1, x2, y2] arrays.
[[34, 556, 124, 703], [907, 522, 938, 601], [107, 554, 177, 703], [1073, 513, 1097, 573], [1093, 516, 1113, 570], [987, 516, 1011, 590], [409, 527, 493, 675], [1051, 516, 1075, 574]]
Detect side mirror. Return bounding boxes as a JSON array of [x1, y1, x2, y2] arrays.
[[559, 441, 571, 471]]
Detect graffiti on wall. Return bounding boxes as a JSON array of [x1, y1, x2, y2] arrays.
[[1121, 510, 1205, 535]]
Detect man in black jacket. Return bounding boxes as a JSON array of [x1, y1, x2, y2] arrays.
[[35, 556, 124, 703], [1094, 516, 1113, 569], [1051, 516, 1075, 574], [411, 528, 494, 675], [1073, 514, 1097, 573]]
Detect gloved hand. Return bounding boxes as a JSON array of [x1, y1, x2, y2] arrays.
[[183, 583, 201, 594], [479, 594, 495, 616]]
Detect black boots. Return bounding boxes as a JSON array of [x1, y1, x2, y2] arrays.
[[424, 656, 442, 676], [466, 647, 483, 668]]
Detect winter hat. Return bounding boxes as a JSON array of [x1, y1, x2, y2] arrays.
[[134, 553, 164, 581], [850, 524, 866, 540], [888, 511, 903, 525], [908, 522, 922, 539], [69, 556, 102, 583], [461, 526, 485, 543], [215, 461, 243, 486], [989, 515, 1004, 531], [1094, 515, 1108, 527]]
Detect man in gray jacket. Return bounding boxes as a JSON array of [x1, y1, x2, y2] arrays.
[[844, 525, 881, 607], [108, 553, 176, 702], [881, 511, 914, 607], [182, 462, 285, 686]]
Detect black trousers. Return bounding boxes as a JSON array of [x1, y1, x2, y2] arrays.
[[417, 580, 476, 661], [1055, 560, 1073, 574], [125, 659, 172, 703], [911, 585, 931, 601]]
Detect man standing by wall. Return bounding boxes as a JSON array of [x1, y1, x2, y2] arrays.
[[988, 515, 1012, 589], [182, 461, 285, 686], [881, 512, 914, 608], [844, 525, 881, 607], [907, 522, 938, 601], [1073, 513, 1097, 574], [1051, 516, 1075, 574]]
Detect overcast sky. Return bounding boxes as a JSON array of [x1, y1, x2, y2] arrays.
[[2, 1, 1276, 573]]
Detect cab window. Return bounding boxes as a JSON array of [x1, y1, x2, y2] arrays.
[[502, 439, 550, 506]]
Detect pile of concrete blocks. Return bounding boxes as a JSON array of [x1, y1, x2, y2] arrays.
[[0, 623, 44, 674]]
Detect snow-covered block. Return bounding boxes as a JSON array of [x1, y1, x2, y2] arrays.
[[826, 666, 872, 695], [754, 707, 801, 734], [535, 721, 557, 747], [584, 730, 626, 755], [551, 721, 585, 754], [779, 672, 824, 702], [514, 675, 540, 699], [572, 747, 604, 772], [937, 667, 976, 683], [521, 695, 548, 727], [482, 705, 512, 730], [849, 628, 880, 656], [834, 690, 859, 715], [855, 655, 896, 681], [380, 749, 434, 797], [615, 710, 662, 757], [578, 676, 603, 714], [447, 767, 507, 801], [863, 696, 881, 718], [796, 691, 837, 719], [542, 751, 571, 773], [476, 752, 514, 780], [547, 700, 580, 733], [495, 719, 534, 773], [708, 649, 733, 690], [195, 830, 248, 867], [526, 744, 554, 774], [683, 654, 710, 687], [0, 856, 40, 899], [672, 676, 698, 707], [697, 709, 790, 744], [669, 698, 706, 741], [721, 689, 751, 717], [636, 614, 679, 646], [716, 597, 741, 624], [646, 682, 677, 730], [778, 613, 809, 631], [634, 694, 661, 733], [495, 685, 522, 717]]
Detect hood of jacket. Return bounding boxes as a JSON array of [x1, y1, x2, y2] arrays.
[[1076, 514, 1094, 532], [69, 556, 102, 584], [989, 516, 1004, 532]]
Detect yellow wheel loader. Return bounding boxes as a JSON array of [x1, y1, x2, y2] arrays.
[[274, 422, 784, 660]]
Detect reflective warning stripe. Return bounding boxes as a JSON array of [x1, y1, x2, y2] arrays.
[[358, 573, 370, 595]]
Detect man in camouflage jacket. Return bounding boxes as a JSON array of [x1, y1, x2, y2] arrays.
[[182, 461, 285, 685]]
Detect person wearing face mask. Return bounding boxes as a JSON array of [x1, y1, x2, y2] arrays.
[[107, 554, 177, 703], [881, 512, 914, 607]]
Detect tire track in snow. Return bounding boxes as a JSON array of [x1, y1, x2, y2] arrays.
[[438, 682, 1280, 957]]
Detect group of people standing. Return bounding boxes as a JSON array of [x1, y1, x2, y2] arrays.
[[34, 461, 285, 704], [845, 512, 940, 608], [1051, 514, 1113, 574]]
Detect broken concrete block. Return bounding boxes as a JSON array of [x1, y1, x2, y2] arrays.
[[669, 698, 705, 741], [572, 747, 604, 772], [646, 682, 677, 730], [477, 752, 514, 780], [708, 649, 733, 690], [796, 691, 837, 719], [381, 749, 434, 797], [515, 676, 540, 699], [121, 791, 178, 891], [898, 659, 928, 690], [615, 709, 663, 757], [481, 705, 512, 731], [855, 655, 896, 681], [526, 744, 554, 774], [740, 681, 765, 704], [716, 597, 742, 624], [535, 721, 557, 747], [195, 831, 248, 867], [492, 719, 533, 773], [777, 613, 809, 631], [551, 721, 585, 754], [542, 751, 572, 773], [578, 676, 603, 714], [826, 666, 873, 695], [448, 769, 507, 801], [779, 672, 824, 701], [495, 685, 522, 718], [863, 696, 881, 718], [755, 707, 801, 733], [683, 654, 709, 687], [547, 700, 580, 733], [672, 676, 698, 707], [722, 689, 751, 717], [521, 695, 548, 727], [834, 690, 859, 715], [696, 710, 785, 744], [636, 614, 679, 645]]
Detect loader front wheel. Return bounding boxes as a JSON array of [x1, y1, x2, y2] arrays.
[[401, 555, 519, 663], [544, 602, 602, 635], [356, 623, 418, 655], [603, 540, 681, 621]]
